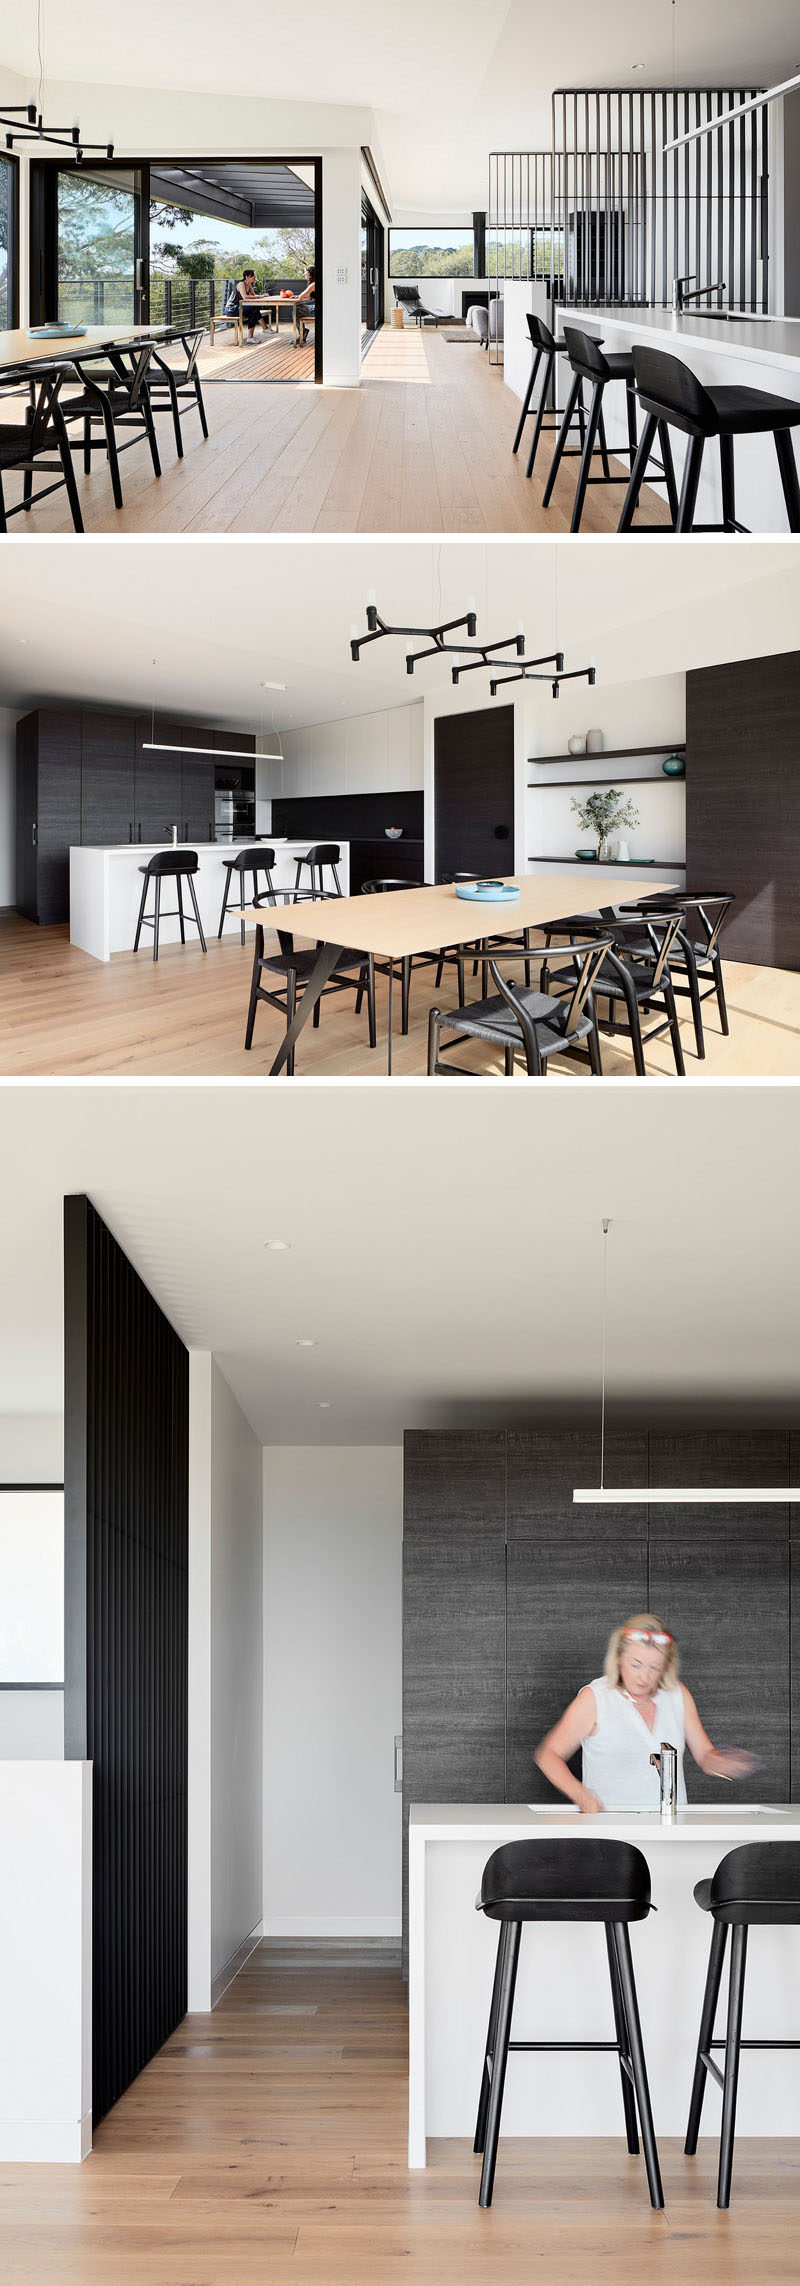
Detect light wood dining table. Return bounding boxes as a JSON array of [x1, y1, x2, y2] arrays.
[[240, 870, 679, 1076], [0, 323, 172, 381]]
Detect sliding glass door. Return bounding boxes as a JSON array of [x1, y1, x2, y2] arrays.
[[55, 166, 146, 327], [361, 192, 384, 343]]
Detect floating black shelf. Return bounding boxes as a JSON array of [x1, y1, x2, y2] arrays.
[[529, 742, 686, 768], [529, 771, 685, 788], [529, 856, 686, 870]]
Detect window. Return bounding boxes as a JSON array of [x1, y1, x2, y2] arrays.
[[0, 1489, 64, 1682], [389, 226, 474, 280], [0, 153, 19, 327]]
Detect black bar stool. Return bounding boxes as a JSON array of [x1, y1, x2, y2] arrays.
[[543, 326, 678, 534], [133, 849, 207, 962], [619, 345, 800, 533], [474, 1837, 663, 2209], [218, 845, 278, 946], [685, 1842, 800, 2208], [511, 312, 586, 482], [293, 842, 342, 901]]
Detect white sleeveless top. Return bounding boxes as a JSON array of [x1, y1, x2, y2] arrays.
[[582, 1675, 687, 1809]]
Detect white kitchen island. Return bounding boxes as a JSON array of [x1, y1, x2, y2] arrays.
[[408, 1802, 800, 2165], [69, 839, 350, 963]]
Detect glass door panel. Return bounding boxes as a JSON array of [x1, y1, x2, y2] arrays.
[[56, 167, 144, 327]]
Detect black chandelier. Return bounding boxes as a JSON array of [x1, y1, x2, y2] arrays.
[[2, 98, 114, 163], [350, 594, 526, 680], [489, 655, 596, 700]]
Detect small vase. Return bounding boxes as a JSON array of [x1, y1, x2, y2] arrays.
[[586, 728, 604, 754], [662, 751, 686, 778], [568, 734, 586, 757]]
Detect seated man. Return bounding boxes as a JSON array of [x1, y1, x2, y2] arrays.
[[295, 263, 315, 345], [225, 269, 268, 338]]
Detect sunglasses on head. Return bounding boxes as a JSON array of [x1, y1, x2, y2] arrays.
[[623, 1628, 673, 1648]]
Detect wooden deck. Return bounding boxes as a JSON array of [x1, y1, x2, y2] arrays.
[[0, 322, 671, 534]]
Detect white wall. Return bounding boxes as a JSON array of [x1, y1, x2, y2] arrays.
[[274, 698, 424, 798], [525, 671, 686, 877], [263, 1446, 403, 1937], [0, 1421, 65, 1760], [0, 710, 16, 910], [188, 1354, 263, 2009]]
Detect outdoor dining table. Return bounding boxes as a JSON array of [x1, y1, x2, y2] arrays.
[[229, 296, 303, 347], [240, 870, 679, 1075]]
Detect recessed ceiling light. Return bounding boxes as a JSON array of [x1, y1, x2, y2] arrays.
[[319, 1401, 331, 1410], [264, 1239, 291, 1252], [296, 1337, 317, 1348], [632, 61, 645, 71], [260, 680, 286, 692]]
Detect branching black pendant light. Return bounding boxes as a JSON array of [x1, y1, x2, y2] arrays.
[[349, 590, 526, 680], [489, 551, 595, 699], [2, 0, 114, 161]]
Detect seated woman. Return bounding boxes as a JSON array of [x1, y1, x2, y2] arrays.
[[295, 263, 315, 345], [226, 269, 268, 338]]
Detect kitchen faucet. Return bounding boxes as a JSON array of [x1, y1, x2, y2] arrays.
[[672, 274, 726, 313], [167, 823, 178, 845]]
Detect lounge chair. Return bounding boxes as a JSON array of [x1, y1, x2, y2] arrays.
[[392, 285, 451, 329]]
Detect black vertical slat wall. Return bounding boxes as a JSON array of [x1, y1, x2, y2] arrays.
[[64, 1196, 189, 2127]]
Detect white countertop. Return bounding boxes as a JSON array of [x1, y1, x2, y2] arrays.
[[70, 837, 306, 858], [568, 304, 800, 376], [411, 1801, 800, 1842]]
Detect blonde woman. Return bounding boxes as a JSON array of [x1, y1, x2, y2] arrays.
[[534, 1614, 758, 1812]]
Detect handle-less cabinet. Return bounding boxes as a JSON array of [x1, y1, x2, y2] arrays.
[[182, 726, 216, 843], [134, 717, 184, 844], [16, 709, 82, 924], [81, 712, 136, 847]]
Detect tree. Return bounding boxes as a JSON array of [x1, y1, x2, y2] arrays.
[[253, 226, 315, 279]]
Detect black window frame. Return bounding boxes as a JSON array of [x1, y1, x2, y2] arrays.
[[0, 150, 20, 327], [388, 224, 475, 281]]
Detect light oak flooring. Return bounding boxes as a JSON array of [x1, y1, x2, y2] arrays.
[[2, 912, 800, 1077], [0, 1942, 798, 2284], [0, 321, 671, 534]]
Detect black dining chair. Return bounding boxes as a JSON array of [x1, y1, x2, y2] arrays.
[[619, 344, 800, 533], [541, 909, 687, 1076], [685, 1843, 800, 2207], [244, 898, 377, 1071], [613, 892, 734, 1058], [474, 1837, 663, 2210], [0, 369, 84, 532], [60, 343, 161, 510], [147, 332, 209, 458], [428, 939, 610, 1078]]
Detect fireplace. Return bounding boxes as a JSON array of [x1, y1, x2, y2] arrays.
[[461, 290, 489, 321]]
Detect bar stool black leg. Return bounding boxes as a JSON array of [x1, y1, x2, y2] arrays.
[[774, 428, 800, 532], [570, 380, 603, 533], [218, 869, 232, 938], [244, 926, 263, 1049], [685, 1919, 728, 2155], [597, 401, 611, 481], [153, 875, 161, 962], [133, 873, 149, 953], [611, 1924, 664, 2209], [474, 1926, 506, 2155], [658, 420, 679, 523], [624, 381, 638, 467], [478, 1920, 522, 2209], [720, 432, 736, 531], [676, 433, 705, 532], [542, 373, 582, 508], [239, 876, 247, 947], [617, 412, 657, 530], [177, 874, 186, 944], [525, 350, 555, 479], [718, 1923, 748, 2209], [512, 348, 541, 454], [186, 871, 207, 953], [605, 1924, 639, 2154]]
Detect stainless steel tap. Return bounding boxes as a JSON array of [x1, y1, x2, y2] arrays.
[[672, 275, 726, 313], [650, 1741, 679, 1819], [167, 823, 178, 845]]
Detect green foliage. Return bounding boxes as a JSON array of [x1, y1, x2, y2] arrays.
[[389, 240, 473, 279], [570, 787, 640, 853]]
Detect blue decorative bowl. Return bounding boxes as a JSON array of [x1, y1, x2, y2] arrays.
[[28, 323, 88, 339], [455, 881, 520, 904]]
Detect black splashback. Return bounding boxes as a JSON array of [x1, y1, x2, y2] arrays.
[[64, 1196, 189, 2127], [272, 790, 424, 844]]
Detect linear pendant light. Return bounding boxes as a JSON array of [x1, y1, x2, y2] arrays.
[[662, 73, 800, 156], [142, 667, 285, 761], [572, 1218, 800, 1504]]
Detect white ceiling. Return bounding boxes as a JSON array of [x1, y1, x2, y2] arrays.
[[0, 541, 789, 734], [2, 1, 798, 208], [1, 1082, 799, 1443]]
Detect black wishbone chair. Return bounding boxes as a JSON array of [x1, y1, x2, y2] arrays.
[[0, 368, 84, 531], [147, 331, 209, 457], [544, 909, 687, 1077], [427, 939, 610, 1078], [60, 343, 161, 510], [614, 891, 734, 1058], [244, 896, 377, 1072]]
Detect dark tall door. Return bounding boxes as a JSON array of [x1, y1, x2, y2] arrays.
[[434, 704, 515, 880], [686, 648, 800, 970], [36, 710, 82, 923], [81, 712, 136, 846], [361, 193, 384, 336]]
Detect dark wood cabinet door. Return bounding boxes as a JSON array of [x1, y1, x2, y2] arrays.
[[433, 703, 515, 881], [81, 712, 135, 847], [506, 1430, 648, 1803], [37, 710, 82, 924], [181, 754, 215, 843], [134, 717, 184, 843], [686, 648, 800, 969], [648, 1430, 790, 1801], [15, 713, 38, 921]]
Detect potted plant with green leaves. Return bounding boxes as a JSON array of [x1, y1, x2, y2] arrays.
[[570, 786, 639, 863]]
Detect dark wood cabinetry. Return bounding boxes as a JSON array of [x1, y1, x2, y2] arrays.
[[15, 706, 256, 923], [686, 647, 800, 970]]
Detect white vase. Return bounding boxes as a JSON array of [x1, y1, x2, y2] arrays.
[[568, 735, 586, 757], [586, 728, 604, 754], [615, 838, 630, 864]]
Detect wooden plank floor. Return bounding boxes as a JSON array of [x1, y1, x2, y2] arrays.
[[0, 323, 671, 534], [0, 1942, 798, 2284], [1, 912, 799, 1077]]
